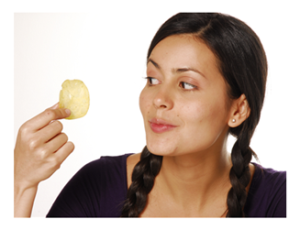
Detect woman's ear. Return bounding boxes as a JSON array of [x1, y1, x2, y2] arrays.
[[228, 94, 251, 127]]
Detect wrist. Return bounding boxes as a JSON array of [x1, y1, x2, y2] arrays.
[[14, 183, 38, 218], [14, 173, 39, 193], [14, 182, 38, 197]]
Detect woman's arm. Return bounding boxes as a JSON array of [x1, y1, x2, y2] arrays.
[[14, 103, 74, 217], [14, 185, 37, 217]]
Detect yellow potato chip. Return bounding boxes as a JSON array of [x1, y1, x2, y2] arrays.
[[59, 79, 90, 119]]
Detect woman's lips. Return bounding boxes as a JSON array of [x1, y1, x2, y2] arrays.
[[149, 118, 177, 133]]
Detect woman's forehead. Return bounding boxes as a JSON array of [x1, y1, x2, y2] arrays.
[[147, 35, 221, 78]]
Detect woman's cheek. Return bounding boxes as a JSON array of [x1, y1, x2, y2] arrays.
[[139, 89, 151, 115], [182, 101, 206, 121]]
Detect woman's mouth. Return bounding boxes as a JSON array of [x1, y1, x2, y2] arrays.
[[149, 118, 177, 133]]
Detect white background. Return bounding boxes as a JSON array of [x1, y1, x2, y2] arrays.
[[3, 0, 300, 227]]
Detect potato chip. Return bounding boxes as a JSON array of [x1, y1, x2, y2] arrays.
[[59, 79, 90, 119]]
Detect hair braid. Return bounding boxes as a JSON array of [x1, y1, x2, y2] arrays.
[[226, 128, 254, 217], [121, 146, 162, 217]]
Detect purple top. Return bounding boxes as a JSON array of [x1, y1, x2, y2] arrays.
[[46, 154, 286, 217]]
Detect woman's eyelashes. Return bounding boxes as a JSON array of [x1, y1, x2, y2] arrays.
[[145, 77, 159, 85], [179, 82, 198, 90], [145, 77, 198, 90]]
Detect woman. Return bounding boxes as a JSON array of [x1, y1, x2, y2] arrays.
[[14, 13, 286, 217]]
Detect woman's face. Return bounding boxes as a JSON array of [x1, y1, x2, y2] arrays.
[[139, 34, 232, 157]]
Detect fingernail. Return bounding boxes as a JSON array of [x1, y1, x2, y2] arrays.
[[65, 109, 71, 115]]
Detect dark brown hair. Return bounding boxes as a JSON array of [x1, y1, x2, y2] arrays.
[[121, 13, 267, 217]]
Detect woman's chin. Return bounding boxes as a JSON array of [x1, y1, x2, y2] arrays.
[[146, 141, 177, 157]]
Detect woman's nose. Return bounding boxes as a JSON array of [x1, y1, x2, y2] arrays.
[[153, 88, 174, 110]]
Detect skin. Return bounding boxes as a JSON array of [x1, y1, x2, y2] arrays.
[[14, 103, 74, 217], [127, 34, 254, 217]]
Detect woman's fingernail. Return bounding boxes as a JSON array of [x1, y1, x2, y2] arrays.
[[65, 109, 71, 115]]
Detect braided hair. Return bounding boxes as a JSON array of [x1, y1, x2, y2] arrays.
[[121, 146, 162, 217], [121, 13, 267, 217]]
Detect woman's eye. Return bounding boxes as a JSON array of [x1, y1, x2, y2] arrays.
[[146, 77, 159, 85], [180, 82, 197, 90]]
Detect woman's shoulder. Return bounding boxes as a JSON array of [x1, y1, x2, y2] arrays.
[[47, 153, 134, 217], [78, 153, 135, 196], [251, 163, 286, 194], [244, 163, 286, 217], [84, 153, 134, 173], [74, 153, 133, 184]]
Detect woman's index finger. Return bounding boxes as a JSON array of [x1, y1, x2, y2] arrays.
[[26, 107, 71, 131]]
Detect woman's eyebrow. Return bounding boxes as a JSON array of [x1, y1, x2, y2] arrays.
[[147, 58, 206, 79], [175, 67, 206, 79], [147, 58, 160, 69]]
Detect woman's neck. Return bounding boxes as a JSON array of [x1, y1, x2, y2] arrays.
[[149, 142, 232, 216], [163, 151, 230, 197]]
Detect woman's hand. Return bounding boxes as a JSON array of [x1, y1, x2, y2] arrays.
[[14, 103, 75, 217]]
